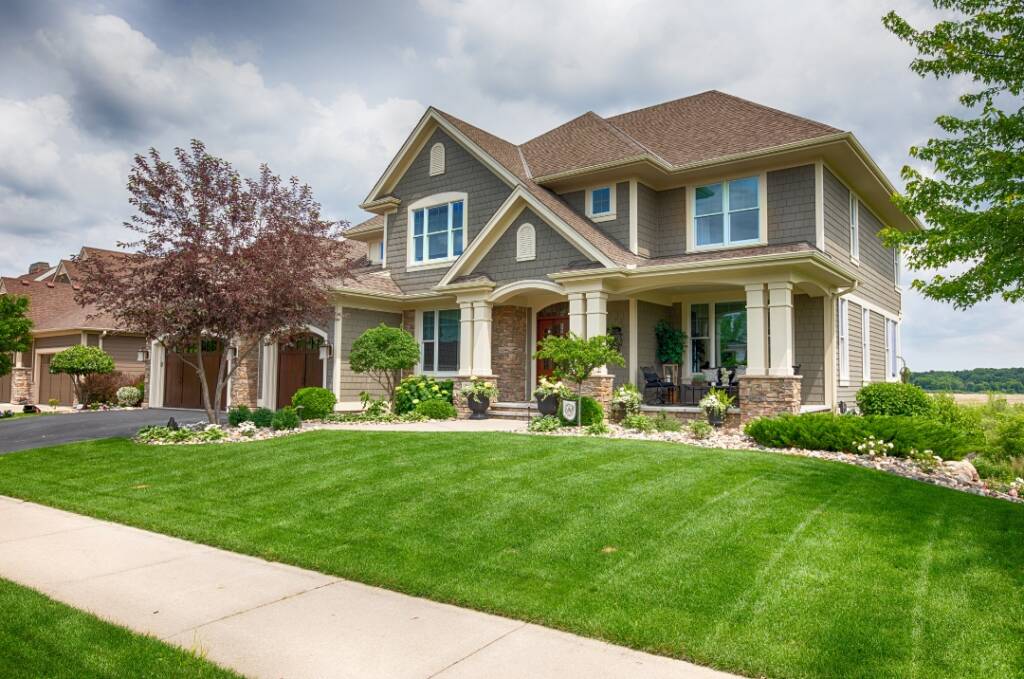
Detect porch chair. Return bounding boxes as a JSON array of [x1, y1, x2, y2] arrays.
[[642, 367, 674, 405]]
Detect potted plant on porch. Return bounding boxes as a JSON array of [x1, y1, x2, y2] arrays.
[[699, 386, 735, 427], [532, 376, 569, 416], [460, 377, 498, 420], [533, 333, 624, 427]]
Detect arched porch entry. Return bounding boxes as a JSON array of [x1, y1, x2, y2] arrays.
[[276, 332, 325, 408], [535, 302, 569, 379]]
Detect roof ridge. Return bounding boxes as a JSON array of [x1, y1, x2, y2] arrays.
[[708, 90, 841, 133], [516, 145, 533, 179], [598, 115, 671, 166], [605, 90, 718, 122]]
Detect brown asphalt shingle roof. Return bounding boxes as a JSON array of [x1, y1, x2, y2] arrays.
[[344, 214, 385, 237], [0, 277, 120, 332]]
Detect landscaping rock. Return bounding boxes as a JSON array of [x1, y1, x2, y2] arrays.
[[941, 460, 980, 484]]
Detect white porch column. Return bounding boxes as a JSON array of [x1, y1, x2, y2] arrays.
[[744, 283, 768, 376], [471, 300, 493, 376], [149, 341, 165, 408], [458, 301, 474, 376], [332, 306, 343, 402], [768, 281, 795, 377], [586, 290, 609, 374], [568, 292, 586, 337]]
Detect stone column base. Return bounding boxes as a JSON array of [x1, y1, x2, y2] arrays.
[[230, 339, 261, 409], [10, 366, 32, 405], [739, 374, 802, 423], [579, 374, 614, 412], [453, 376, 497, 419]]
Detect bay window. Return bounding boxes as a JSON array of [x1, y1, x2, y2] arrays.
[[693, 175, 760, 248], [411, 199, 464, 264], [422, 309, 460, 373]]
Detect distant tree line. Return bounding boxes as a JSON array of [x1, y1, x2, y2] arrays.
[[911, 368, 1024, 394]]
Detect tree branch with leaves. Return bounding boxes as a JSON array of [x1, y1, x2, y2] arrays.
[[533, 333, 624, 426]]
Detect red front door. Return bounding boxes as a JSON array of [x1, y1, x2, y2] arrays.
[[536, 316, 569, 378]]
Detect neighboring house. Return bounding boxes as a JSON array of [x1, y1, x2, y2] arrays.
[[0, 248, 148, 406], [188, 90, 915, 420]]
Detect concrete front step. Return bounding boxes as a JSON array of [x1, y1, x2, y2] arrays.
[[487, 402, 535, 421]]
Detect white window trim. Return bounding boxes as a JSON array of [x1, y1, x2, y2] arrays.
[[429, 142, 445, 176], [885, 318, 900, 382], [406, 192, 468, 271], [861, 308, 871, 383], [416, 308, 461, 376], [515, 222, 536, 262], [585, 184, 617, 222], [849, 191, 861, 265], [838, 298, 850, 386], [685, 171, 768, 253]]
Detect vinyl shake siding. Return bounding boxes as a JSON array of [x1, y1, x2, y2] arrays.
[[560, 182, 631, 250], [471, 208, 591, 284], [766, 164, 816, 246], [793, 294, 825, 405]]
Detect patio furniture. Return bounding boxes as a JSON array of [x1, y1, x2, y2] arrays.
[[642, 367, 674, 404]]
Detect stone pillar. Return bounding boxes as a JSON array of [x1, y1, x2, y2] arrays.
[[768, 281, 795, 377], [579, 374, 614, 412], [10, 366, 31, 405], [739, 375, 802, 423], [458, 301, 474, 377], [229, 339, 260, 409], [471, 301, 492, 376], [491, 306, 528, 402], [745, 283, 768, 376], [568, 292, 586, 337]]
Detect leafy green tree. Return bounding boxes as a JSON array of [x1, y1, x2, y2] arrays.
[[654, 319, 687, 365], [349, 324, 420, 408], [49, 345, 115, 405], [533, 333, 624, 426], [882, 1, 1024, 308], [0, 295, 33, 378]]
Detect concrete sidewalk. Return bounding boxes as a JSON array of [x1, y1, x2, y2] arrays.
[[0, 496, 737, 679]]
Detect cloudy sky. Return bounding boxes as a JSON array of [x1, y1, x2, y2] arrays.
[[0, 0, 1017, 371]]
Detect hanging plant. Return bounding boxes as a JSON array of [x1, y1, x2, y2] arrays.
[[655, 319, 687, 365]]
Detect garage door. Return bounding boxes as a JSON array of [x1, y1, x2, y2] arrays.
[[163, 341, 226, 409], [38, 354, 75, 406], [277, 334, 324, 408], [0, 371, 11, 403]]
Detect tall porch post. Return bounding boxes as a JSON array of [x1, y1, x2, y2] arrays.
[[471, 300, 493, 377], [767, 281, 795, 376], [458, 300, 474, 376], [585, 290, 609, 375], [744, 283, 768, 376], [568, 292, 586, 337]]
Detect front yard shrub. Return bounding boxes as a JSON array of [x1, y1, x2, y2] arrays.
[[228, 405, 253, 426], [135, 424, 227, 444], [996, 413, 1024, 458], [414, 398, 457, 420], [856, 382, 932, 417], [610, 383, 642, 417], [49, 345, 115, 405], [928, 393, 984, 438], [585, 420, 610, 436], [349, 324, 420, 407], [81, 371, 136, 405], [689, 420, 713, 440], [528, 415, 562, 432], [251, 407, 274, 428], [623, 413, 654, 433], [271, 406, 301, 431], [652, 412, 682, 432], [291, 387, 336, 420], [394, 375, 453, 414], [115, 385, 142, 407], [744, 412, 980, 460], [560, 396, 603, 426]]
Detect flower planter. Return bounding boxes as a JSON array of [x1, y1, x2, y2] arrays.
[[467, 394, 490, 420], [536, 394, 559, 417], [706, 408, 725, 427]]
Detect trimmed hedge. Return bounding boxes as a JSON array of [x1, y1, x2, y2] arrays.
[[292, 387, 336, 420], [271, 406, 301, 431], [744, 412, 981, 460], [856, 382, 932, 417], [560, 396, 604, 426], [251, 407, 274, 428], [228, 405, 252, 426], [414, 399, 457, 420]]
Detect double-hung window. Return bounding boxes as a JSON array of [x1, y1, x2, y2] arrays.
[[421, 309, 460, 373], [411, 199, 464, 264], [690, 304, 710, 373], [838, 298, 850, 384], [694, 176, 760, 248], [586, 185, 615, 220], [849, 193, 860, 261]]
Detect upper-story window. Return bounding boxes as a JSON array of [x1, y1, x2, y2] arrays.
[[429, 143, 445, 176], [693, 176, 760, 248], [368, 238, 383, 265], [408, 193, 466, 265], [586, 185, 616, 221], [849, 192, 860, 261]]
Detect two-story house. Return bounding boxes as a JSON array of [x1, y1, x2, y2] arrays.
[[172, 91, 913, 420]]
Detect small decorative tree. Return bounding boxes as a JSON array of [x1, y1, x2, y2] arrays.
[[654, 319, 686, 377], [49, 345, 115, 406], [0, 295, 33, 379], [349, 325, 420, 409], [533, 333, 624, 426]]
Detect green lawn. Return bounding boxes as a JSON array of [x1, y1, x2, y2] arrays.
[[0, 577, 238, 678], [0, 431, 1021, 679]]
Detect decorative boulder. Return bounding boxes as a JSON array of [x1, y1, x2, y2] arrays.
[[941, 459, 979, 484]]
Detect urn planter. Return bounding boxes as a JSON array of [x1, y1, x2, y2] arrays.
[[706, 408, 725, 427], [536, 394, 559, 416], [467, 394, 490, 419]]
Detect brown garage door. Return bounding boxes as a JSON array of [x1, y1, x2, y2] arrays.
[[38, 354, 75, 406], [163, 341, 226, 409], [277, 334, 324, 408], [0, 371, 11, 403]]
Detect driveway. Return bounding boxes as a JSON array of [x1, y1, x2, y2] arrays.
[[0, 408, 213, 454]]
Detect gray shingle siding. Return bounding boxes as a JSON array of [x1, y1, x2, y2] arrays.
[[636, 182, 659, 256], [767, 165, 816, 246], [794, 294, 824, 405], [560, 182, 630, 249], [338, 307, 403, 401], [386, 128, 513, 293], [472, 208, 591, 284], [654, 187, 686, 257], [823, 167, 850, 257], [870, 310, 886, 382]]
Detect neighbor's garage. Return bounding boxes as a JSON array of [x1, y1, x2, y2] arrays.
[[37, 353, 75, 406], [0, 370, 11, 403], [163, 340, 227, 409]]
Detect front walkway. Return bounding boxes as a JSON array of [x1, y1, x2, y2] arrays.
[[0, 497, 736, 679]]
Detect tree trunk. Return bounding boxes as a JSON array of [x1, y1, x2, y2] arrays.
[[194, 341, 217, 424]]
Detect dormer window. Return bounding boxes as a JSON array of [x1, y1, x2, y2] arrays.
[[586, 185, 616, 221], [368, 239, 384, 265], [407, 192, 467, 266]]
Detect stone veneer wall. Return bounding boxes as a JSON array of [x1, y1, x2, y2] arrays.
[[739, 375, 802, 423], [230, 339, 261, 409], [491, 306, 529, 402], [10, 367, 31, 404], [580, 374, 614, 411]]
